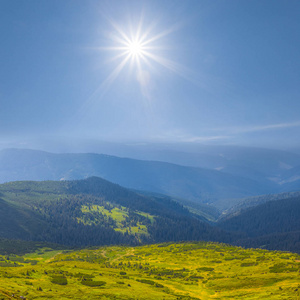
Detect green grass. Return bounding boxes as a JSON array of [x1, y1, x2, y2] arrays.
[[80, 205, 128, 225], [79, 204, 153, 236], [0, 241, 299, 299]]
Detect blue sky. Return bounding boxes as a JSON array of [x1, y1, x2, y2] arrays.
[[1, 0, 300, 150]]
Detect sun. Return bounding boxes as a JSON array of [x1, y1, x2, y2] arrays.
[[126, 40, 145, 57], [103, 18, 174, 69], [96, 17, 185, 94]]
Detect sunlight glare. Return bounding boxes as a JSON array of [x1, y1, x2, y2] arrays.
[[127, 40, 144, 57], [95, 17, 188, 97]]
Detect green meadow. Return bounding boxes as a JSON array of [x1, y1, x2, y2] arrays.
[[0, 242, 299, 299], [79, 204, 154, 236]]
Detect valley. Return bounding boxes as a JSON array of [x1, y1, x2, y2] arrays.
[[0, 147, 300, 298]]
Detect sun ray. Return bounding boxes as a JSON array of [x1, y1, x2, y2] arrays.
[[142, 50, 194, 82], [133, 14, 144, 42], [86, 53, 132, 106], [141, 23, 181, 46], [101, 54, 131, 91], [106, 50, 130, 64], [109, 20, 132, 45]]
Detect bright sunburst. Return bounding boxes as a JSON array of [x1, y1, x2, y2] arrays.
[[126, 40, 145, 57], [96, 16, 185, 96]]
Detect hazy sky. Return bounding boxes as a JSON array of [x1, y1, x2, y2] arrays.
[[1, 0, 300, 150]]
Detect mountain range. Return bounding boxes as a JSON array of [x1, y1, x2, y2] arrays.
[[1, 146, 300, 253], [2, 147, 300, 210]]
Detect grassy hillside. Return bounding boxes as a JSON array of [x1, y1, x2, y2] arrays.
[[0, 242, 299, 299]]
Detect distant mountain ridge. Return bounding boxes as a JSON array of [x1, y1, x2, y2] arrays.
[[0, 148, 279, 210], [81, 143, 300, 184]]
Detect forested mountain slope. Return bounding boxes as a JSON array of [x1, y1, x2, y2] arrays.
[[0, 177, 235, 247], [218, 196, 300, 253], [220, 191, 300, 219]]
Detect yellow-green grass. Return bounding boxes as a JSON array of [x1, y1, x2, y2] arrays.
[[23, 248, 64, 263], [79, 204, 153, 236], [0, 242, 299, 299], [81, 205, 127, 223]]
